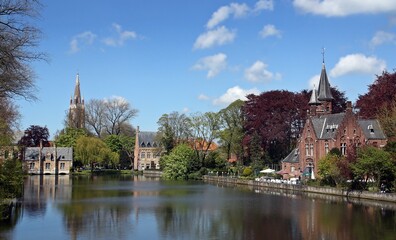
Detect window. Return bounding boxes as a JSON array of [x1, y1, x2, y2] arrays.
[[291, 166, 295, 172], [305, 144, 309, 156], [29, 162, 35, 169], [325, 142, 329, 154], [310, 143, 314, 156], [45, 163, 50, 170], [147, 152, 151, 159], [146, 163, 150, 169], [141, 152, 145, 158], [60, 163, 65, 170], [341, 143, 347, 155], [307, 129, 311, 137]]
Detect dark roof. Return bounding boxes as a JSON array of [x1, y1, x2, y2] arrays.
[[24, 147, 73, 161], [138, 131, 159, 147], [358, 119, 387, 140], [282, 148, 299, 163], [308, 89, 320, 105], [311, 113, 345, 139], [317, 64, 333, 101]]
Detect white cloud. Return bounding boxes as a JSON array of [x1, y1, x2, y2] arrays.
[[244, 61, 281, 83], [213, 86, 260, 106], [308, 74, 320, 90], [206, 3, 250, 29], [198, 94, 210, 101], [254, 0, 274, 12], [330, 54, 386, 77], [104, 96, 129, 105], [293, 0, 396, 17], [192, 53, 227, 78], [69, 31, 97, 54], [103, 23, 137, 47], [182, 107, 190, 113], [370, 31, 396, 47], [259, 24, 282, 38], [193, 26, 236, 49]]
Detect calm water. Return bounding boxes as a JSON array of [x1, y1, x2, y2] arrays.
[[0, 175, 395, 240]]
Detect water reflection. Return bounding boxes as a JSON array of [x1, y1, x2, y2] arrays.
[[0, 175, 395, 240]]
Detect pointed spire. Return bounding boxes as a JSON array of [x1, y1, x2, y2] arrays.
[[309, 85, 320, 105], [317, 60, 333, 101], [73, 73, 81, 103]]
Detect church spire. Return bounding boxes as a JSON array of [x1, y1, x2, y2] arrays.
[[317, 50, 333, 101], [308, 85, 320, 105], [74, 73, 81, 104]]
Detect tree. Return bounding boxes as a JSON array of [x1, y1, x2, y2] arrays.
[[54, 127, 87, 148], [243, 90, 308, 162], [74, 136, 119, 171], [0, 0, 45, 100], [157, 111, 191, 153], [162, 144, 196, 180], [356, 70, 396, 119], [85, 97, 138, 137], [189, 112, 221, 166], [104, 134, 135, 168], [249, 131, 265, 174], [0, 158, 24, 199], [218, 99, 244, 163], [376, 99, 396, 141], [18, 125, 49, 147], [318, 153, 343, 186], [0, 97, 20, 145], [85, 99, 106, 138], [351, 146, 395, 189]]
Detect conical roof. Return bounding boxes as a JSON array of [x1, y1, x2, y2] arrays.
[[317, 64, 333, 101], [73, 74, 81, 103], [308, 87, 320, 105]]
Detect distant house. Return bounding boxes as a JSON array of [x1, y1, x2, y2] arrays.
[[281, 61, 387, 180], [133, 126, 162, 170], [23, 146, 73, 174]]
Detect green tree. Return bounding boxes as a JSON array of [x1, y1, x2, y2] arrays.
[[0, 98, 20, 146], [55, 127, 87, 148], [157, 111, 191, 153], [104, 134, 134, 168], [351, 146, 395, 189], [0, 159, 24, 199], [218, 99, 244, 163], [249, 131, 265, 175], [74, 136, 119, 171], [318, 153, 342, 186], [162, 144, 196, 180]]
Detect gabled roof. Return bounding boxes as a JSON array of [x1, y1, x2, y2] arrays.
[[311, 112, 345, 139], [317, 64, 333, 101], [24, 147, 73, 161], [358, 119, 387, 140], [138, 131, 159, 148], [282, 148, 299, 163]]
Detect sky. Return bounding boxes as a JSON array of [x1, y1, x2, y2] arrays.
[[16, 0, 396, 139]]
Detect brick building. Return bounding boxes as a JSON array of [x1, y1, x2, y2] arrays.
[[281, 61, 387, 179]]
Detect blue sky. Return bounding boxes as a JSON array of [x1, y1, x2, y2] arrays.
[[16, 0, 396, 139]]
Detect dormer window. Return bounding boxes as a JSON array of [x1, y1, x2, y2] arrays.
[[147, 142, 151, 147], [141, 142, 146, 147], [368, 124, 374, 134]]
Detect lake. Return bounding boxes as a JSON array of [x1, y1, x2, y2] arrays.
[[0, 175, 395, 240]]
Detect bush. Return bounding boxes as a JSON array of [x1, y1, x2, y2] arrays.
[[241, 167, 252, 177]]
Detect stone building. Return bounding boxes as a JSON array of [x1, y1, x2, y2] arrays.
[[23, 145, 73, 175], [68, 74, 85, 129], [133, 126, 162, 170], [281, 61, 387, 179]]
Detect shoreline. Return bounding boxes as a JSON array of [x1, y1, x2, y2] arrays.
[[203, 175, 396, 203]]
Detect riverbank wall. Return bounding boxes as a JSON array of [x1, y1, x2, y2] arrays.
[[203, 175, 396, 203], [143, 170, 163, 177]]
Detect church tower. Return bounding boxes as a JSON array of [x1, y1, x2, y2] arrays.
[[68, 74, 85, 129]]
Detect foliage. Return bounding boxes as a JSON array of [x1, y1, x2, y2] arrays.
[[203, 150, 227, 170], [74, 136, 119, 171], [17, 125, 49, 147], [55, 127, 87, 148], [162, 144, 196, 180], [85, 98, 138, 138], [318, 154, 343, 186], [351, 146, 395, 189], [241, 167, 252, 177], [157, 111, 191, 153], [104, 134, 135, 168], [356, 70, 396, 119], [243, 90, 309, 163], [376, 99, 396, 141], [189, 112, 221, 165], [0, 159, 25, 199], [0, 0, 45, 100], [218, 99, 244, 163], [0, 98, 20, 146], [249, 131, 265, 174]]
